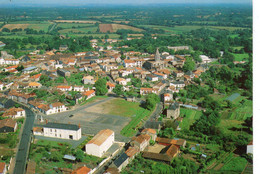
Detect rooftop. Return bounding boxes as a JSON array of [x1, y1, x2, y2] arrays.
[[87, 129, 114, 146], [43, 122, 80, 131], [113, 153, 128, 168]]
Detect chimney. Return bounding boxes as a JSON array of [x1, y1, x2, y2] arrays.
[[78, 123, 80, 128]]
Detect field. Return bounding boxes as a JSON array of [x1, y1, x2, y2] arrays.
[[1, 22, 52, 32], [113, 20, 130, 24], [57, 23, 95, 29], [219, 155, 248, 173], [99, 24, 143, 33], [53, 20, 99, 23], [232, 53, 250, 61], [139, 25, 248, 34], [179, 108, 202, 130]]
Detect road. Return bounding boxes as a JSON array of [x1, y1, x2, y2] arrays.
[[13, 105, 35, 174]]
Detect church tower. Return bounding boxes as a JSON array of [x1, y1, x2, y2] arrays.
[[155, 48, 160, 62]]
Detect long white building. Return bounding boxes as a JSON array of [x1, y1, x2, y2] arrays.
[[43, 122, 81, 140], [85, 129, 114, 157]]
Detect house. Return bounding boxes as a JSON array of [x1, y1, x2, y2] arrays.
[[22, 66, 38, 74], [141, 128, 157, 141], [156, 137, 186, 148], [57, 86, 72, 91], [140, 88, 158, 95], [28, 82, 42, 88], [142, 144, 180, 163], [154, 72, 167, 79], [247, 141, 253, 155], [82, 76, 95, 84], [166, 103, 180, 120], [37, 104, 52, 115], [85, 129, 114, 157], [173, 70, 184, 78], [42, 122, 81, 140], [71, 166, 91, 174], [30, 73, 42, 81], [73, 86, 84, 92], [125, 146, 140, 161], [2, 107, 26, 118], [107, 82, 115, 92], [50, 102, 67, 113], [200, 55, 211, 64], [33, 127, 44, 136], [170, 81, 185, 89], [59, 45, 68, 51], [57, 69, 71, 77], [0, 82, 4, 91], [115, 78, 127, 86], [104, 167, 120, 174], [164, 93, 173, 102], [0, 119, 17, 133], [167, 46, 189, 52], [146, 74, 158, 82], [123, 59, 137, 68], [0, 162, 6, 174], [83, 90, 95, 100], [131, 134, 151, 151], [112, 153, 129, 172]]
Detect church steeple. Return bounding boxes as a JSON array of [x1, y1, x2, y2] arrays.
[[155, 48, 160, 61]]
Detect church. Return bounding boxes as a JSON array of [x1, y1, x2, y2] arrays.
[[143, 48, 168, 70]]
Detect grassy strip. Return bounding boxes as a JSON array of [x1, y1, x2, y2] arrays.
[[120, 108, 152, 137], [80, 96, 108, 106]]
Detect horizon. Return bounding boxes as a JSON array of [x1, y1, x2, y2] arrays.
[[0, 0, 252, 7]]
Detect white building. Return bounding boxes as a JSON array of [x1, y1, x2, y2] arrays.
[[85, 129, 114, 157], [247, 141, 253, 155], [50, 102, 67, 113], [73, 86, 84, 92], [43, 122, 81, 140], [0, 82, 4, 91], [2, 108, 26, 118], [200, 55, 212, 64], [57, 86, 72, 91]]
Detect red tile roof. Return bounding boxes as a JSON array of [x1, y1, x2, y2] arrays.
[[71, 166, 91, 174], [0, 119, 16, 129], [83, 90, 95, 97], [0, 162, 6, 173]]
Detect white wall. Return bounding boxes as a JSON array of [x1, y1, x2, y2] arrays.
[[43, 127, 81, 140], [85, 132, 114, 157]]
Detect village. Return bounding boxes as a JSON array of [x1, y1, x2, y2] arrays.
[[0, 34, 252, 174]]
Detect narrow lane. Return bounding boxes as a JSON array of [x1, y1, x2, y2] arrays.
[[13, 105, 35, 174]]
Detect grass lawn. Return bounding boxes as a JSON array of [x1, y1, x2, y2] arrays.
[[179, 108, 202, 130], [80, 96, 108, 106], [220, 156, 248, 173], [102, 98, 142, 117], [231, 53, 249, 61]]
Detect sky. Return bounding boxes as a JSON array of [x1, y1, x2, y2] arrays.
[[0, 0, 252, 6]]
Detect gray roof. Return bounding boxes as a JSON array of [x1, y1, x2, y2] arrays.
[[144, 121, 163, 129], [23, 66, 37, 71], [43, 122, 80, 131], [172, 81, 185, 85], [114, 153, 128, 167], [63, 154, 76, 161], [168, 103, 179, 110]]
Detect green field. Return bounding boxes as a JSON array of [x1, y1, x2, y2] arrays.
[[231, 53, 249, 61], [180, 108, 202, 130], [139, 25, 248, 34], [220, 156, 248, 173], [57, 23, 95, 29], [67, 33, 120, 38]]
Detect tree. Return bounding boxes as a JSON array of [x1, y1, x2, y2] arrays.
[[16, 65, 24, 71], [183, 57, 196, 72], [113, 84, 124, 96], [50, 151, 63, 162], [75, 149, 84, 162], [144, 93, 160, 110], [94, 78, 108, 96]]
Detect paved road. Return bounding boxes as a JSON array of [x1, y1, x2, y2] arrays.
[[13, 105, 35, 174]]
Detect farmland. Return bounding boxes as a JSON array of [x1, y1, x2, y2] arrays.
[[179, 108, 202, 130], [99, 24, 143, 33], [1, 21, 52, 32], [53, 20, 99, 23]]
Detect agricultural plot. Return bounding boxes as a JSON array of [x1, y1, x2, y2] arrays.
[[219, 155, 248, 173], [53, 20, 99, 23], [58, 27, 98, 34], [57, 23, 95, 29], [66, 33, 120, 39], [231, 53, 250, 61], [179, 108, 202, 130], [225, 93, 240, 102], [1, 23, 52, 32], [99, 23, 143, 33]]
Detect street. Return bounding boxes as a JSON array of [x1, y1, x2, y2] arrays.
[[13, 105, 35, 174]]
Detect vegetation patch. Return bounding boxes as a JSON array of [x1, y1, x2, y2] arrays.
[[99, 23, 143, 33], [220, 156, 248, 173]]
